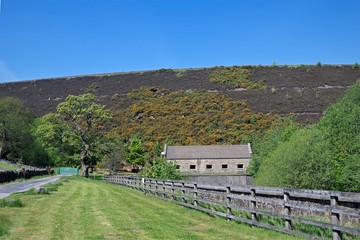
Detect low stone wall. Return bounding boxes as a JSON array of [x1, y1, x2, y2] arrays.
[[187, 174, 253, 185], [0, 169, 49, 184]]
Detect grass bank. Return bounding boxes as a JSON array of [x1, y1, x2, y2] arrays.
[[0, 176, 304, 240], [0, 162, 19, 171]]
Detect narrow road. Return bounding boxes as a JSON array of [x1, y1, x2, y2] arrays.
[[0, 175, 61, 199]]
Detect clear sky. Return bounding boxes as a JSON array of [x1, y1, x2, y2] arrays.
[[0, 0, 359, 82]]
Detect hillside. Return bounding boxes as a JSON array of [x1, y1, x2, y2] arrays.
[[1, 65, 360, 124]]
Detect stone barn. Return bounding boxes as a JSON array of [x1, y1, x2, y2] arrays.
[[164, 144, 252, 174]]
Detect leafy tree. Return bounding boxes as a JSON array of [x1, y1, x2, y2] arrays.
[[247, 117, 298, 177], [32, 114, 76, 166], [56, 93, 112, 177], [141, 157, 182, 180], [126, 133, 145, 168], [316, 80, 360, 191], [255, 127, 335, 189], [253, 80, 360, 192], [0, 97, 34, 161], [99, 133, 126, 174]]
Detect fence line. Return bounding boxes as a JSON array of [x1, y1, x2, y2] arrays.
[[104, 175, 360, 240]]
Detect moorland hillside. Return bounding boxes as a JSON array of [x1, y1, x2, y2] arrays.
[[0, 64, 359, 124]]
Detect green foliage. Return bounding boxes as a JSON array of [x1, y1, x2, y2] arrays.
[[57, 93, 112, 169], [209, 66, 264, 89], [247, 117, 298, 177], [0, 97, 34, 162], [353, 62, 359, 69], [316, 61, 322, 67], [255, 127, 335, 189], [32, 114, 76, 166], [98, 133, 126, 174], [126, 133, 145, 166], [152, 141, 163, 158], [33, 94, 113, 175], [254, 80, 360, 191], [141, 157, 182, 180], [112, 88, 279, 153]]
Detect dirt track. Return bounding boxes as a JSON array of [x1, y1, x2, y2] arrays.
[[0, 175, 61, 199]]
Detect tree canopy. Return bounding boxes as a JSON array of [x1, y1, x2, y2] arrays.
[[253, 80, 360, 192], [0, 97, 34, 162]]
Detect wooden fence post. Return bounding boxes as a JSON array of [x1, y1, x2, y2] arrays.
[[331, 195, 341, 240], [155, 179, 159, 196], [171, 181, 175, 200], [250, 188, 257, 222], [162, 181, 166, 198], [181, 182, 185, 203], [226, 186, 232, 222], [143, 178, 147, 194], [193, 183, 198, 207], [284, 190, 292, 230]]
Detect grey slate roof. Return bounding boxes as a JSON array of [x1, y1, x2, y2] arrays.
[[165, 144, 251, 160]]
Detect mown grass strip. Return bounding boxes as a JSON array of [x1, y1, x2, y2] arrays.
[[0, 177, 304, 240]]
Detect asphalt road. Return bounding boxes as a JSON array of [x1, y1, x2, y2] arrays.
[[0, 175, 61, 199]]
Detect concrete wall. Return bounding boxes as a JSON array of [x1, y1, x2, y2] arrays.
[[167, 158, 250, 174]]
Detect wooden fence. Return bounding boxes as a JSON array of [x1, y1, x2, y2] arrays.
[[104, 175, 360, 240]]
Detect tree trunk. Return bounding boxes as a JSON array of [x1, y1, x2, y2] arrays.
[[80, 142, 90, 178], [81, 158, 89, 178]]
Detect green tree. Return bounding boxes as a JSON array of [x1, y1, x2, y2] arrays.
[[141, 157, 182, 180], [152, 141, 163, 157], [56, 93, 112, 177], [126, 133, 145, 169], [255, 127, 335, 189], [32, 114, 76, 166], [0, 97, 34, 161], [99, 133, 126, 174], [247, 117, 298, 177], [253, 80, 360, 192]]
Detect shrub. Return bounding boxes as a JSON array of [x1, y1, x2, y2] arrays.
[[253, 80, 360, 192], [141, 157, 182, 180], [209, 66, 264, 89]]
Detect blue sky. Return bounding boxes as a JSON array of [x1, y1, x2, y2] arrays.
[[0, 0, 359, 82]]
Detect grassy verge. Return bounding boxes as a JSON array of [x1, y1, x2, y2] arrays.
[[0, 176, 304, 240], [0, 162, 19, 171]]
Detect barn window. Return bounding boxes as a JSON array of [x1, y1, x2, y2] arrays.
[[206, 164, 213, 170], [190, 165, 196, 170], [222, 164, 228, 169], [237, 164, 244, 169]]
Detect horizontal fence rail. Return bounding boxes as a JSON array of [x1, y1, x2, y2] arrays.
[[104, 175, 360, 240]]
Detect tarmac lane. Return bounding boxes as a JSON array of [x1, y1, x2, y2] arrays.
[[0, 175, 61, 199]]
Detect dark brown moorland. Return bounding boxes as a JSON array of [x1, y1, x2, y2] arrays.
[[0, 65, 359, 124]]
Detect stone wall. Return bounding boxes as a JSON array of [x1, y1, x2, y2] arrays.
[[0, 169, 49, 184], [187, 174, 253, 185], [168, 158, 250, 174]]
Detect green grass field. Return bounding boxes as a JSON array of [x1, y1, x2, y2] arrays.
[[0, 162, 19, 171], [0, 177, 304, 240]]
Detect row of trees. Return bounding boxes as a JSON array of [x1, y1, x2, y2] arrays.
[[0, 94, 179, 179]]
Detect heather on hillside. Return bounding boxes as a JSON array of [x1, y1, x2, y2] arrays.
[[111, 87, 280, 154]]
